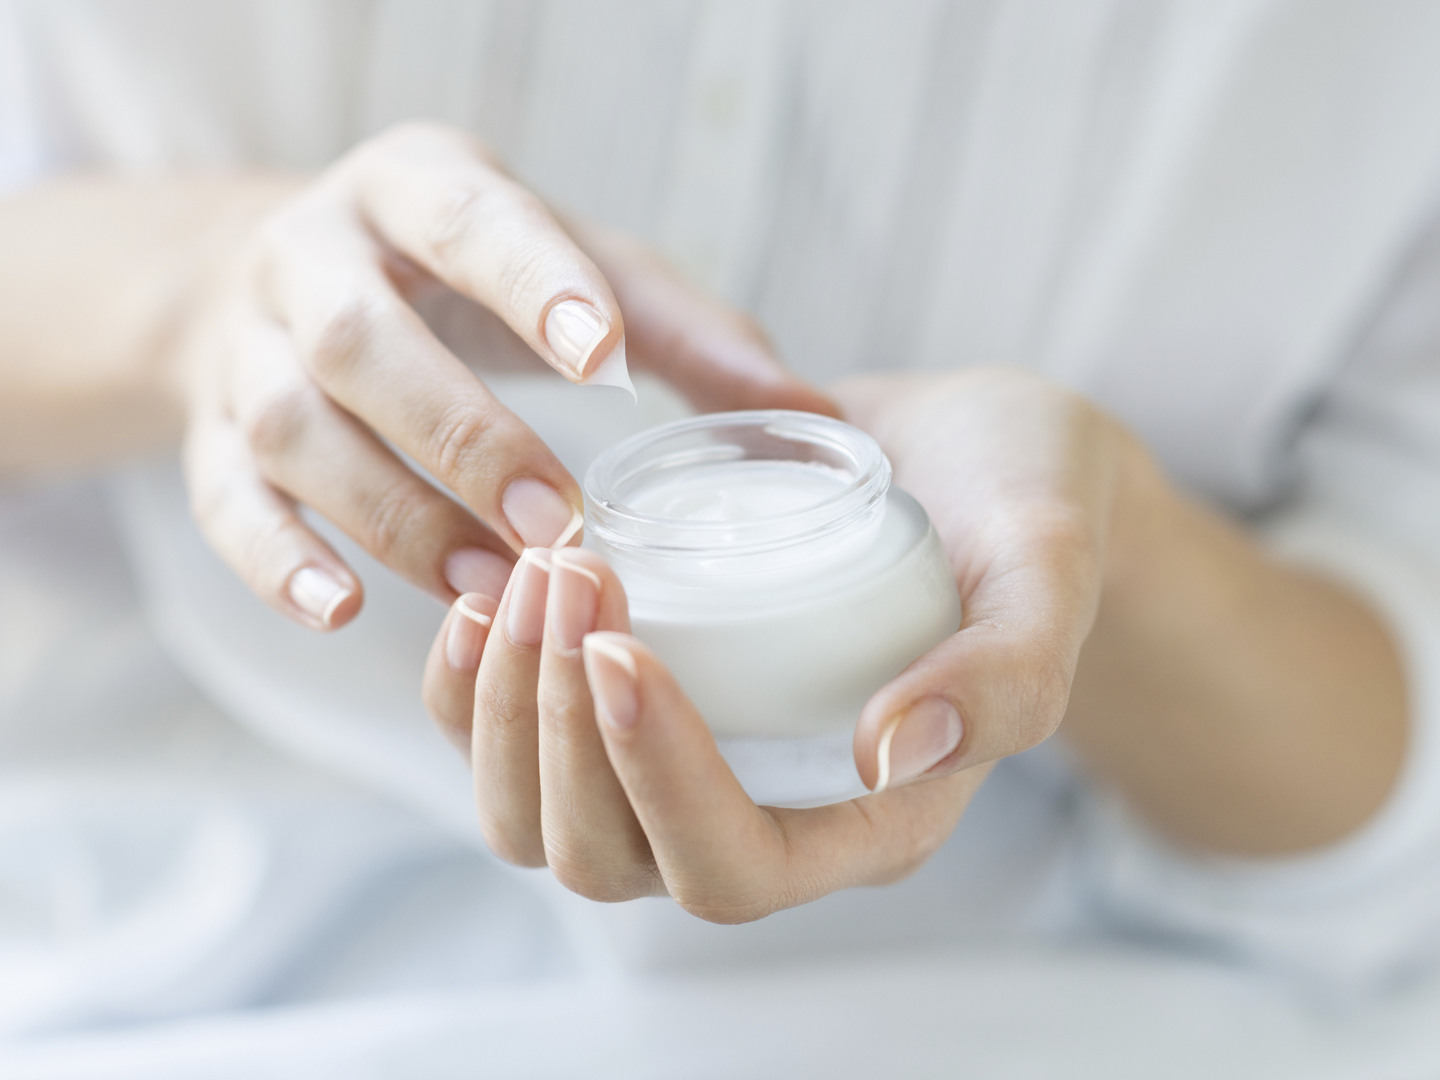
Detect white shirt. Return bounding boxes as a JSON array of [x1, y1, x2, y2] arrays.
[[6, 1, 1440, 1073]]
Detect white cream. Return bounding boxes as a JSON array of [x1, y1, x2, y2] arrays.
[[584, 411, 962, 804]]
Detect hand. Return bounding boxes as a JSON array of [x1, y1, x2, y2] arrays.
[[178, 123, 833, 630], [423, 549, 992, 921], [422, 368, 1150, 919]]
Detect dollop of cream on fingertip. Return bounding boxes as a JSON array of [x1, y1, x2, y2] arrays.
[[581, 336, 636, 402]]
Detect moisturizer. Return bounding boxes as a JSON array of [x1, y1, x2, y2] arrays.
[[584, 412, 961, 803]]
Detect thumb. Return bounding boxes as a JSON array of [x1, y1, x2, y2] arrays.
[[853, 523, 1101, 792], [571, 222, 839, 417]]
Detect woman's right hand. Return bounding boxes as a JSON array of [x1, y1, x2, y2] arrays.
[[179, 123, 833, 630]]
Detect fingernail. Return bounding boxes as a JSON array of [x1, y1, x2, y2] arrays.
[[506, 548, 551, 646], [444, 547, 512, 599], [446, 593, 496, 671], [874, 697, 963, 791], [544, 299, 611, 377], [288, 567, 354, 629], [502, 477, 583, 548], [583, 634, 639, 730], [549, 551, 600, 650]]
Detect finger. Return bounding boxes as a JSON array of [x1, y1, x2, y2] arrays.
[[183, 403, 362, 631], [258, 207, 584, 551], [470, 548, 552, 866], [352, 124, 624, 382], [230, 314, 514, 601], [582, 633, 989, 922], [422, 593, 499, 754], [853, 510, 1101, 791], [535, 549, 658, 900], [572, 220, 840, 416]]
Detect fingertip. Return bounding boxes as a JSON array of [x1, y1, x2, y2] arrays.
[[581, 631, 640, 732], [455, 591, 500, 625], [447, 591, 497, 672], [553, 548, 630, 634], [543, 297, 624, 381], [287, 565, 363, 630]]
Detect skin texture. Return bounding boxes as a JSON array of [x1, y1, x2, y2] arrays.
[[0, 122, 1409, 913]]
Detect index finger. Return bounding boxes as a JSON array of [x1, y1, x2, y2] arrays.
[[352, 124, 624, 382], [258, 200, 584, 551]]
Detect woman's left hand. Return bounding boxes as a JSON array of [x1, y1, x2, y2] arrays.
[[421, 369, 1150, 920]]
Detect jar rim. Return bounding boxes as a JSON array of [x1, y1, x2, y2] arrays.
[[583, 410, 891, 564]]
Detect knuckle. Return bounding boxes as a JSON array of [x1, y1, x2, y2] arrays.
[[427, 178, 536, 267], [428, 403, 502, 490], [535, 684, 592, 731], [493, 233, 556, 316], [360, 479, 431, 565], [307, 293, 388, 381], [242, 381, 318, 462], [474, 683, 535, 739], [427, 183, 489, 263]]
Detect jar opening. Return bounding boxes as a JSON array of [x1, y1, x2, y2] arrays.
[[583, 411, 891, 575]]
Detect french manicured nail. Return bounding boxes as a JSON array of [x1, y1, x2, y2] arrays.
[[444, 547, 512, 599], [446, 593, 496, 671], [549, 551, 600, 650], [506, 548, 551, 646], [288, 567, 353, 629], [545, 299, 611, 377], [502, 477, 583, 548], [875, 697, 963, 791], [583, 634, 639, 730]]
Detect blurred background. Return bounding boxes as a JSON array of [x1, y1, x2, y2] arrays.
[[5, 2, 1440, 1076]]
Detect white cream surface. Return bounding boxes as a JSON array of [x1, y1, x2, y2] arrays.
[[624, 460, 850, 522]]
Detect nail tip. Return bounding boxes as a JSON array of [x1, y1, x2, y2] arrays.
[[519, 547, 554, 571], [874, 717, 898, 793], [454, 596, 495, 627], [551, 549, 602, 587], [551, 508, 585, 549], [582, 633, 639, 679], [320, 590, 351, 629], [289, 566, 353, 629]]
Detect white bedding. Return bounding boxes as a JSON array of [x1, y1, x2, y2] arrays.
[[6, 951, 1440, 1079]]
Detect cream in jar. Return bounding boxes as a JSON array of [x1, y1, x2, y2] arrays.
[[583, 410, 961, 805]]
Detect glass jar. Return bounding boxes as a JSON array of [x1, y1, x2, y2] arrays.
[[583, 410, 961, 806]]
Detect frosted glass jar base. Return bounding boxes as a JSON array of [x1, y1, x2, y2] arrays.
[[716, 730, 868, 808]]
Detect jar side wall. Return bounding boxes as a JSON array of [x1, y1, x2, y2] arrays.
[[631, 525, 961, 738]]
